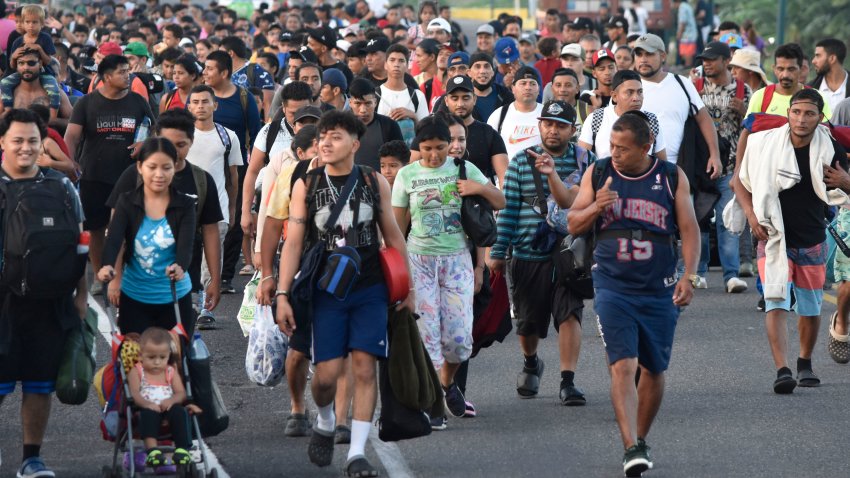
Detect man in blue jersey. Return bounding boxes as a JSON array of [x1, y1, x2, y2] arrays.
[[567, 112, 700, 477]]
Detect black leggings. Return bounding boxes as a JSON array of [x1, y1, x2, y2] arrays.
[[118, 292, 197, 339], [138, 405, 191, 449]]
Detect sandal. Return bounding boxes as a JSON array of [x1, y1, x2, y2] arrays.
[[335, 424, 351, 444], [145, 449, 165, 467], [797, 368, 821, 387], [172, 448, 192, 466], [516, 357, 544, 398], [345, 455, 379, 477], [239, 264, 255, 276], [307, 427, 335, 467], [828, 311, 850, 364]]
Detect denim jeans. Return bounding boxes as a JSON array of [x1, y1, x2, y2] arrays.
[[698, 175, 740, 282]]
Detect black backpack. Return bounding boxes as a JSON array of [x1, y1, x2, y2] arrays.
[[0, 169, 85, 298]]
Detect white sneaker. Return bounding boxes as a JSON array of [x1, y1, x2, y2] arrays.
[[694, 276, 708, 289], [726, 277, 748, 293]]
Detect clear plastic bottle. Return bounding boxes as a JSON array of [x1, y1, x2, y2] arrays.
[[134, 116, 151, 143]]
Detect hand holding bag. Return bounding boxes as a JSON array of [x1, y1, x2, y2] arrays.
[[237, 271, 261, 337], [245, 305, 288, 386], [456, 158, 497, 247]]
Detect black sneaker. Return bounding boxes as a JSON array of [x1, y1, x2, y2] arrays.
[[623, 442, 652, 477], [443, 382, 467, 417], [757, 297, 765, 312], [221, 280, 236, 294], [429, 415, 447, 431], [559, 383, 586, 406]]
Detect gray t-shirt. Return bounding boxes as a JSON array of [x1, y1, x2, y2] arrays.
[[833, 97, 850, 126]]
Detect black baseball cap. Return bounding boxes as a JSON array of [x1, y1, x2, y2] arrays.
[[294, 105, 323, 123], [697, 41, 732, 60], [514, 65, 540, 84], [363, 36, 390, 54], [308, 26, 336, 50], [606, 15, 628, 30], [537, 100, 577, 125], [446, 75, 474, 94], [611, 69, 641, 90], [470, 52, 494, 66], [569, 17, 595, 31]]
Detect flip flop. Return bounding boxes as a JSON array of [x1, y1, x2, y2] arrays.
[[345, 455, 379, 477], [516, 357, 544, 398], [797, 369, 821, 387], [828, 311, 850, 364], [773, 373, 796, 394], [307, 428, 335, 467]]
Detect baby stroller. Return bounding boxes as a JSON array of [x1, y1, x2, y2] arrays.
[[95, 282, 219, 478]]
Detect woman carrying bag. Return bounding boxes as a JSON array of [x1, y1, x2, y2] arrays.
[[97, 137, 197, 336]]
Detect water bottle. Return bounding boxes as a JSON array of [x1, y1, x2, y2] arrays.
[[77, 231, 90, 255], [189, 332, 213, 406], [191, 332, 210, 360], [134, 116, 151, 143]]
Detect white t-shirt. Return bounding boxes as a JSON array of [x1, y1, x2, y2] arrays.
[[625, 6, 648, 35], [376, 84, 428, 120], [641, 73, 705, 164], [254, 119, 293, 161], [486, 102, 544, 161], [578, 105, 667, 159], [186, 125, 244, 219]]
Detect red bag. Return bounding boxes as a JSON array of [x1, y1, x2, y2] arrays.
[[471, 270, 513, 357], [379, 247, 410, 304]]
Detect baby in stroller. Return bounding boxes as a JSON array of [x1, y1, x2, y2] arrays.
[[127, 327, 192, 468]]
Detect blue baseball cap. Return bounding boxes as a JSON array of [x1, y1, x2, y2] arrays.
[[719, 33, 744, 50], [448, 51, 470, 67], [322, 68, 348, 92], [494, 37, 519, 65]]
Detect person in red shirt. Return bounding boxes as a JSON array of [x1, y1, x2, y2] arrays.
[[534, 37, 562, 87]]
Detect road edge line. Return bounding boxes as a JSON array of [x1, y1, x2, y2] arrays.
[[369, 425, 414, 478]]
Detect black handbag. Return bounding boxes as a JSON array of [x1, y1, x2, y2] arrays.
[[376, 360, 432, 442], [552, 234, 595, 299], [455, 158, 497, 247]]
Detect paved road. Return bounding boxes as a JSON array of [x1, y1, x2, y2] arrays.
[[2, 268, 850, 478]]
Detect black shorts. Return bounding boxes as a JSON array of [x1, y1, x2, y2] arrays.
[[510, 258, 584, 339], [288, 300, 312, 359], [0, 296, 70, 395], [80, 180, 114, 230], [119, 291, 197, 339]]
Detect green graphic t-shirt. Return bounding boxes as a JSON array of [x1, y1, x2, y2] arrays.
[[391, 158, 489, 255]]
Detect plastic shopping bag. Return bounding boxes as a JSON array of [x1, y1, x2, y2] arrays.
[[237, 271, 261, 337], [245, 305, 288, 386]]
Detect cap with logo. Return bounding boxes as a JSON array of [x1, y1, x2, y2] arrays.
[[476, 24, 495, 36], [592, 48, 615, 67], [123, 41, 149, 58], [633, 34, 666, 54], [537, 100, 577, 125], [729, 49, 770, 85], [514, 65, 540, 84], [294, 105, 323, 123], [569, 17, 595, 31], [606, 15, 628, 30], [363, 36, 391, 54], [448, 51, 470, 67], [719, 33, 744, 50], [494, 37, 519, 64], [427, 18, 452, 33], [446, 75, 474, 94], [293, 45, 319, 63], [308, 26, 337, 49], [560, 43, 585, 60], [696, 41, 732, 60]]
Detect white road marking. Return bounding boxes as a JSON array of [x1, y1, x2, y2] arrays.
[[88, 294, 230, 478], [369, 425, 414, 478]]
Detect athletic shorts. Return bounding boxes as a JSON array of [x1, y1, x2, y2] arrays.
[[289, 300, 312, 359], [510, 258, 584, 339], [678, 41, 697, 57], [594, 288, 678, 375], [0, 296, 71, 395], [832, 210, 850, 282], [757, 241, 826, 316], [119, 291, 197, 338], [80, 180, 114, 230], [311, 283, 389, 364]]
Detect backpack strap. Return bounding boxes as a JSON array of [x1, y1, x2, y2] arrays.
[[214, 123, 232, 190], [189, 163, 207, 221], [245, 63, 256, 86], [577, 101, 588, 124], [497, 102, 511, 134], [590, 108, 605, 154], [761, 84, 776, 113], [591, 157, 611, 192], [358, 165, 381, 215], [164, 89, 177, 110], [264, 109, 286, 164], [672, 73, 698, 117], [238, 86, 250, 152], [524, 150, 548, 217], [407, 86, 419, 111], [424, 80, 433, 105]]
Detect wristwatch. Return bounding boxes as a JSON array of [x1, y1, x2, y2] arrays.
[[687, 274, 700, 288], [275, 290, 290, 298]]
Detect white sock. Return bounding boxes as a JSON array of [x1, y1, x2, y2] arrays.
[[347, 420, 371, 459], [316, 403, 335, 433]]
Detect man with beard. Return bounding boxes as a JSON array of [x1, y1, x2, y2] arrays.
[[412, 75, 508, 185], [603, 15, 628, 51], [808, 38, 849, 111], [469, 52, 513, 121], [0, 49, 58, 119], [349, 78, 403, 170], [694, 41, 751, 294], [487, 66, 543, 161], [488, 100, 596, 407], [296, 62, 334, 111]]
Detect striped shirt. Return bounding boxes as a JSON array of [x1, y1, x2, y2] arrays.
[[491, 143, 596, 261]]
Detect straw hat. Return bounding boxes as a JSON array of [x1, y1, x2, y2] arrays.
[[729, 48, 771, 85]]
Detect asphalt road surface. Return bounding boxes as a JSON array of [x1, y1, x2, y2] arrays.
[[2, 268, 850, 478]]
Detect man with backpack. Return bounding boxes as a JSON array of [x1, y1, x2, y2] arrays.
[[566, 113, 699, 477], [486, 65, 543, 161], [346, 78, 403, 171], [376, 44, 428, 146], [221, 36, 276, 122], [65, 54, 154, 295], [488, 100, 596, 406], [0, 108, 87, 478], [469, 52, 514, 121], [186, 85, 244, 328], [694, 41, 751, 294]]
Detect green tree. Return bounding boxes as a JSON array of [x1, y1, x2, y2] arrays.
[[717, 0, 850, 66]]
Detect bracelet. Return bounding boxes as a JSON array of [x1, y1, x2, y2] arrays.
[[275, 290, 290, 297], [261, 275, 275, 283]]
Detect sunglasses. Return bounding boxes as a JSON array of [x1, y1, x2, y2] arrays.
[[20, 60, 39, 67]]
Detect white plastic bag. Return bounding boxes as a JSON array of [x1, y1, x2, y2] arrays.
[[237, 271, 261, 337], [245, 305, 288, 386]]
